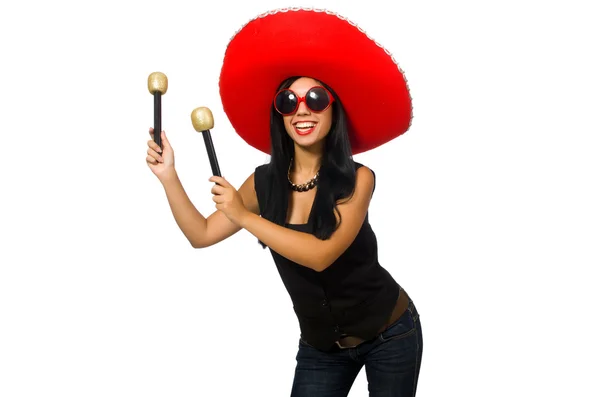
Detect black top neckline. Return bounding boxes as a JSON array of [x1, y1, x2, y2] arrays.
[[285, 188, 318, 227]]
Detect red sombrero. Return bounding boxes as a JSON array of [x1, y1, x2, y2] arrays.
[[218, 7, 412, 155]]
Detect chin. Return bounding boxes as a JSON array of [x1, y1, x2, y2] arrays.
[[293, 134, 323, 148]]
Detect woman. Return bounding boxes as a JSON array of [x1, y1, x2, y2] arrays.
[[146, 8, 422, 397]]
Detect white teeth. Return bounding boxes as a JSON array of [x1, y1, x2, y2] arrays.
[[295, 122, 316, 129]]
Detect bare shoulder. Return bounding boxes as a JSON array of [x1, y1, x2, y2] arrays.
[[336, 165, 374, 208], [354, 165, 375, 197], [356, 165, 374, 182], [238, 171, 259, 215]]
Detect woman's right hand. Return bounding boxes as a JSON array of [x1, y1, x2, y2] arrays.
[[146, 127, 176, 182]]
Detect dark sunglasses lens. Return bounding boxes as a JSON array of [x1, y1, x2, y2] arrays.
[[306, 87, 331, 111], [275, 90, 298, 114]]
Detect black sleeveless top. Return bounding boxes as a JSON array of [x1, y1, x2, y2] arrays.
[[254, 161, 401, 351]]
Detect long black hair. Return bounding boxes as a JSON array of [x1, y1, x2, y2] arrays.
[[259, 76, 357, 247]]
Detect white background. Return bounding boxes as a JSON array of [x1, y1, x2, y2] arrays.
[[1, 0, 598, 396]]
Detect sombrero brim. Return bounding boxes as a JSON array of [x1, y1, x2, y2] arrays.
[[219, 8, 412, 155]]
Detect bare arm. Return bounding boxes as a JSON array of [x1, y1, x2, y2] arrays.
[[147, 128, 259, 248], [161, 172, 259, 248]]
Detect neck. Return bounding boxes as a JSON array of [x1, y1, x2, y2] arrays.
[[292, 144, 323, 177]]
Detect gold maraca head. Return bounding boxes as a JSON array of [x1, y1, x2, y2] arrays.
[[191, 107, 214, 131], [148, 72, 168, 95]]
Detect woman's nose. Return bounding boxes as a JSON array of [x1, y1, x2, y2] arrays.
[[296, 100, 310, 115]]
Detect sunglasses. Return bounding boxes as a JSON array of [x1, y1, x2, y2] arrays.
[[273, 86, 335, 115]]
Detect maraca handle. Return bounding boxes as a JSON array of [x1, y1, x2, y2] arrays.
[[154, 92, 162, 148], [202, 130, 221, 177]]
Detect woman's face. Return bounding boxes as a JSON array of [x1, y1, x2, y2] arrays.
[[280, 77, 334, 150]]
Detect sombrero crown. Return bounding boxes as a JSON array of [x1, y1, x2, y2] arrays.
[[219, 7, 412, 155]]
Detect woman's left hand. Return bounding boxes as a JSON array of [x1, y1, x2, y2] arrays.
[[209, 176, 249, 227]]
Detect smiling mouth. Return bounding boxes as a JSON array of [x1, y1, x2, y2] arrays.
[[294, 121, 317, 135]]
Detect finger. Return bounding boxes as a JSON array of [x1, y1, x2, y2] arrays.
[[209, 176, 230, 187], [148, 130, 163, 153], [211, 184, 226, 195], [147, 139, 163, 154], [212, 195, 224, 204], [146, 155, 158, 165], [147, 147, 163, 163], [160, 130, 171, 149]]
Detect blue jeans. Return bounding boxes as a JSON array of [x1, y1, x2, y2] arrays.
[[291, 299, 423, 397]]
